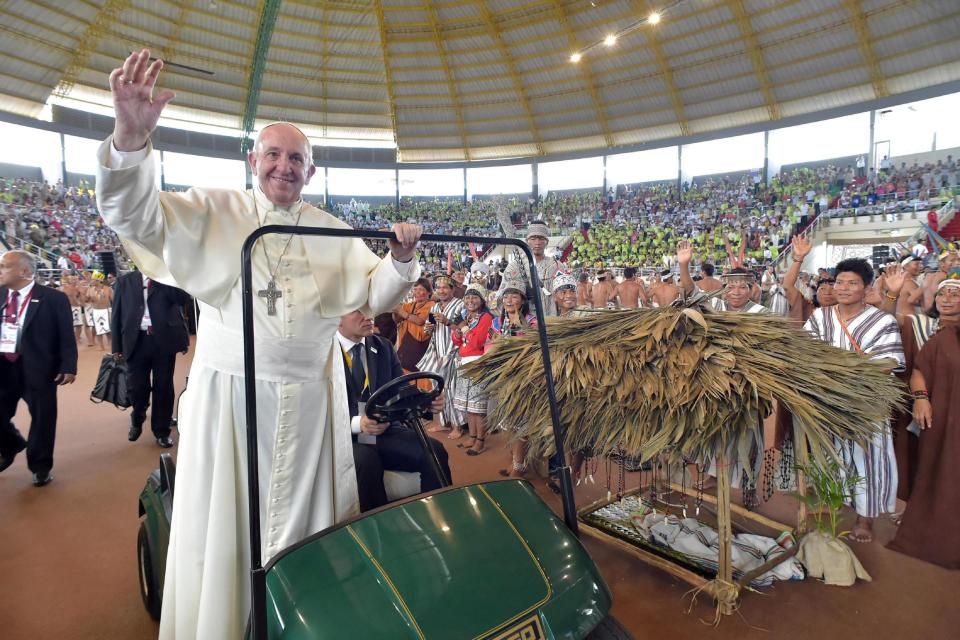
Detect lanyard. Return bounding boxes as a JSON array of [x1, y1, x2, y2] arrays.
[[5, 290, 32, 324]]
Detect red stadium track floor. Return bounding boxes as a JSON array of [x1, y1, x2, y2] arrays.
[[1, 339, 957, 639]]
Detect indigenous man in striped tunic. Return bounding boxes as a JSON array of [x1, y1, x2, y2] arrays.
[[804, 258, 906, 543], [418, 275, 465, 436]]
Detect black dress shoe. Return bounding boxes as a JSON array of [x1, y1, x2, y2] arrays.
[[156, 436, 175, 448], [0, 440, 26, 473], [32, 471, 53, 487], [129, 424, 143, 442]]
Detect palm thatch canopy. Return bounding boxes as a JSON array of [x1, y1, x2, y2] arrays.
[[462, 304, 904, 471]]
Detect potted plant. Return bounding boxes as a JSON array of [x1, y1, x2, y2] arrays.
[[793, 459, 872, 586]]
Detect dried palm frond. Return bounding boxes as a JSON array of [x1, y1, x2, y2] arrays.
[[462, 304, 905, 471]]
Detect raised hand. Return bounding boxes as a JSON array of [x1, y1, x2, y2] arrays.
[[791, 235, 812, 261], [884, 263, 907, 295], [109, 49, 176, 151], [676, 239, 693, 265]]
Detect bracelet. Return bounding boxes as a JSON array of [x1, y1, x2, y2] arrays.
[[884, 290, 899, 301], [911, 390, 929, 400]]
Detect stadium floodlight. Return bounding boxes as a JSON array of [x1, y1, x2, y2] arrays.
[[570, 52, 582, 63], [648, 11, 661, 25], [604, 34, 617, 46]]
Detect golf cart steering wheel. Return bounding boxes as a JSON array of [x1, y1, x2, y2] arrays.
[[364, 372, 444, 423]]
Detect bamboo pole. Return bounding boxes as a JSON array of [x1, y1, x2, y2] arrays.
[[795, 432, 811, 530], [715, 450, 735, 616]]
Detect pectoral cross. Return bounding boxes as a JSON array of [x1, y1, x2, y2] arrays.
[[258, 279, 282, 316]]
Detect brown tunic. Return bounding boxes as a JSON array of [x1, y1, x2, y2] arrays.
[[892, 319, 924, 499], [888, 326, 960, 569]]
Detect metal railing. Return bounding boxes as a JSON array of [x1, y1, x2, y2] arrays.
[[0, 230, 58, 266]]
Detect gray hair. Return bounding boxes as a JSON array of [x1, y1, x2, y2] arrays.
[[7, 250, 37, 276]]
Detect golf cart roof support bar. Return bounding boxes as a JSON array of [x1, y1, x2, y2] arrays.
[[241, 227, 576, 640]]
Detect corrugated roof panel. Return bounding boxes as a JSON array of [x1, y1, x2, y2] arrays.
[[530, 91, 593, 115], [398, 122, 463, 137], [673, 54, 753, 90], [0, 90, 45, 118], [605, 95, 674, 119], [776, 67, 872, 103], [886, 60, 960, 94], [435, 4, 482, 23], [689, 106, 770, 134], [453, 63, 511, 81], [466, 142, 540, 160], [868, 1, 950, 39], [462, 101, 526, 119], [768, 47, 862, 85], [535, 107, 601, 130], [392, 68, 449, 84], [778, 84, 874, 118], [685, 91, 766, 120], [669, 38, 747, 73], [680, 74, 760, 106], [444, 34, 499, 53], [541, 134, 607, 155], [612, 123, 684, 147], [881, 43, 960, 80], [764, 29, 858, 68], [399, 134, 464, 149], [466, 131, 535, 148], [754, 6, 845, 45], [874, 18, 960, 59], [601, 82, 672, 107]]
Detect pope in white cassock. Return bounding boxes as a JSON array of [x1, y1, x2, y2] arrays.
[[95, 50, 422, 639]]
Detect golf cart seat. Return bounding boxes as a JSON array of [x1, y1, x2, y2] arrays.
[[383, 470, 421, 502]]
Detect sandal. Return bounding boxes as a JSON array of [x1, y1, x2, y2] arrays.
[[456, 435, 476, 449], [466, 437, 486, 456]]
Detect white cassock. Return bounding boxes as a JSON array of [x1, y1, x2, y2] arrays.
[[95, 138, 419, 639]]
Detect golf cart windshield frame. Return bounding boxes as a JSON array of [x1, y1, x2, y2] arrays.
[[241, 227, 574, 640]]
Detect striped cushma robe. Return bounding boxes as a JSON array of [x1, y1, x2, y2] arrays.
[[804, 305, 906, 518], [417, 297, 465, 427]]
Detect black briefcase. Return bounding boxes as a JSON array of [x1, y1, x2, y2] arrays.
[[90, 354, 132, 410]]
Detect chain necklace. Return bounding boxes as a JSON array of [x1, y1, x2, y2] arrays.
[[252, 194, 304, 316]]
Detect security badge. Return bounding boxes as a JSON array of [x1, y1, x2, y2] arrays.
[[0, 323, 18, 353]]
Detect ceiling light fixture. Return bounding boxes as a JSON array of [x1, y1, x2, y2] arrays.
[[568, 1, 676, 62]]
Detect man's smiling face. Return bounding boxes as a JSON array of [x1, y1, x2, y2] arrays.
[[248, 124, 316, 208]]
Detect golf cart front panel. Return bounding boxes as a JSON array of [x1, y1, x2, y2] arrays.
[[264, 480, 611, 639]]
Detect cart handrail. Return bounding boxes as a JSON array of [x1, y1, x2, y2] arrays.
[[240, 227, 575, 640]]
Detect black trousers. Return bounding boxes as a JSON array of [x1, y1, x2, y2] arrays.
[[128, 331, 177, 438], [0, 358, 58, 474], [352, 425, 451, 512]]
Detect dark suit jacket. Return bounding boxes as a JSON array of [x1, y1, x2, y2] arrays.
[[0, 283, 78, 386], [343, 334, 404, 420], [111, 271, 192, 358]]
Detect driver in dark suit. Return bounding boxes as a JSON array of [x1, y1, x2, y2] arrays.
[[338, 310, 452, 512]]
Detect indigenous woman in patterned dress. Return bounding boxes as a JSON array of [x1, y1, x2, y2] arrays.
[[416, 275, 465, 436], [451, 284, 493, 456], [491, 277, 538, 476]]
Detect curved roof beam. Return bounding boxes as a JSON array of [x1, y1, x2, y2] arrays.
[[549, 0, 614, 147], [54, 0, 132, 98], [727, 0, 780, 122], [241, 0, 282, 152]]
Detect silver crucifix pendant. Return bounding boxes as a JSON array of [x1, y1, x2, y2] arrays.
[[258, 279, 282, 315]]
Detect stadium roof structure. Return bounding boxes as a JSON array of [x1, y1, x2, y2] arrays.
[[1, 0, 959, 163]]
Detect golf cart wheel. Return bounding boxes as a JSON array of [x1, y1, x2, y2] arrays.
[[137, 520, 162, 621], [585, 615, 633, 640]]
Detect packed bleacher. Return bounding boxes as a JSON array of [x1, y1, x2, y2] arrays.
[[2, 151, 958, 281]]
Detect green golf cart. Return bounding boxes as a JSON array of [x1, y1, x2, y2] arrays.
[[136, 229, 629, 639]]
